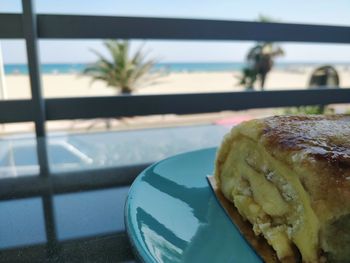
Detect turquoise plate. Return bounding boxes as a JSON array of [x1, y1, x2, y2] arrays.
[[125, 148, 262, 263]]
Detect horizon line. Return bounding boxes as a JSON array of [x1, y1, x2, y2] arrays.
[[3, 60, 350, 65]]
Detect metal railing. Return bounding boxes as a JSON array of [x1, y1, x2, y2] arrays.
[[1, 0, 350, 198], [1, 0, 350, 137], [1, 1, 350, 261]]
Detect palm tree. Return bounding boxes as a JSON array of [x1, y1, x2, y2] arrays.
[[247, 43, 284, 90], [238, 16, 284, 90], [84, 40, 158, 94]]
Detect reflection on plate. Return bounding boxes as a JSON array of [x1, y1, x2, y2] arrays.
[[125, 148, 262, 263]]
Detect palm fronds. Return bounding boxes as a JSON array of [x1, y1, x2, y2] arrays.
[[84, 40, 159, 94], [238, 16, 284, 91]]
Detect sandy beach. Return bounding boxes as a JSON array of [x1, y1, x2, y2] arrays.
[[4, 67, 350, 99], [2, 67, 350, 134]]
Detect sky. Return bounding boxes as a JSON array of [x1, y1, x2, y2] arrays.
[[1, 0, 350, 64]]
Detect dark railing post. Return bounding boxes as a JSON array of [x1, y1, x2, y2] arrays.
[[22, 0, 46, 137], [42, 193, 61, 259], [22, 4, 54, 260], [22, 0, 49, 175]]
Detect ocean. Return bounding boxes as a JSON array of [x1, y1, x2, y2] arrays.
[[3, 62, 350, 75]]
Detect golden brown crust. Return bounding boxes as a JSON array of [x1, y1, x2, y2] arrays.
[[262, 115, 350, 174], [260, 115, 350, 223]]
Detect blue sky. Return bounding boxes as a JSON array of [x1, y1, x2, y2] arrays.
[[1, 0, 350, 63]]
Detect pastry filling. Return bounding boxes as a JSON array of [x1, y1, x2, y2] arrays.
[[321, 214, 350, 261], [220, 136, 319, 262]]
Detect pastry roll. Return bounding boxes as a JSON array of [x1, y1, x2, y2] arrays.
[[215, 115, 350, 262]]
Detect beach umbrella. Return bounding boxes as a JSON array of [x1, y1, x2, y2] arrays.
[[309, 65, 339, 88]]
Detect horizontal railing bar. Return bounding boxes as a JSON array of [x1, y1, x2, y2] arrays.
[[0, 163, 149, 200], [0, 176, 51, 200], [50, 163, 149, 193], [2, 89, 350, 124], [0, 100, 34, 123], [46, 88, 350, 120], [1, 13, 350, 43], [37, 14, 350, 43], [0, 14, 23, 38]]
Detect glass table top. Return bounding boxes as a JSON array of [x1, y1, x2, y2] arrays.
[[0, 124, 229, 177], [0, 124, 230, 262]]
